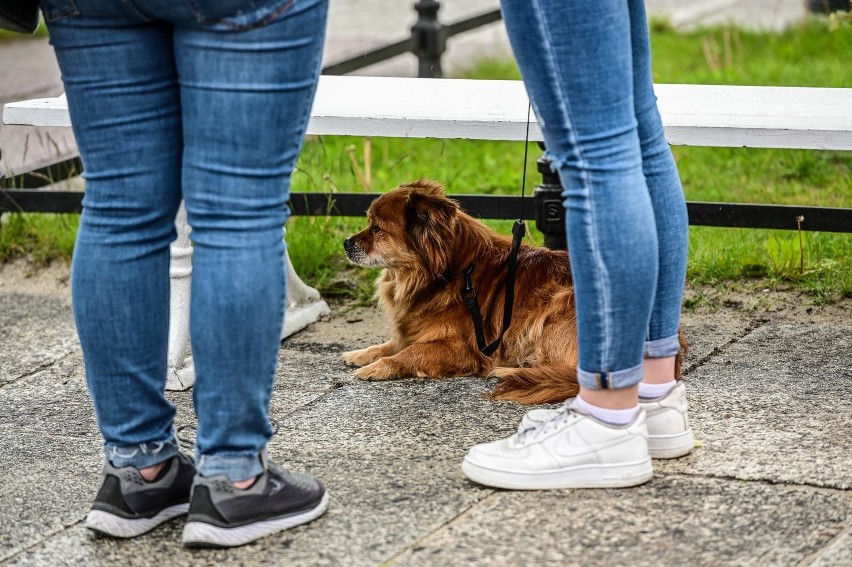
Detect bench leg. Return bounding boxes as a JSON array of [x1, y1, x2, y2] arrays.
[[166, 203, 195, 391], [164, 212, 331, 391], [281, 232, 331, 339]]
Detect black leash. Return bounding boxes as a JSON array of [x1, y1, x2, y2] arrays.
[[463, 104, 531, 356]]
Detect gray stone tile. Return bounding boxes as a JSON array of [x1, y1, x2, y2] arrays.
[[0, 346, 344, 562], [658, 323, 852, 489], [679, 314, 760, 374], [395, 475, 852, 567], [811, 528, 852, 567], [0, 294, 77, 385], [5, 378, 512, 566]]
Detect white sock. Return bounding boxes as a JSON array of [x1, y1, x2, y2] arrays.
[[638, 380, 676, 399], [572, 395, 639, 426]]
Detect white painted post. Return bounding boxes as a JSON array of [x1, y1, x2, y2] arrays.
[[282, 229, 331, 339], [165, 203, 195, 391], [163, 215, 331, 391]]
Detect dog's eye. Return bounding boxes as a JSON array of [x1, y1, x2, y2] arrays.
[[370, 225, 381, 234]]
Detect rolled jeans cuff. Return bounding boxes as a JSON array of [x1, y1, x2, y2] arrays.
[[106, 434, 180, 470], [577, 360, 644, 390], [644, 334, 681, 358], [197, 452, 264, 483]]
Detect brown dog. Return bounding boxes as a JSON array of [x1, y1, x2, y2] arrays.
[[342, 179, 682, 404]]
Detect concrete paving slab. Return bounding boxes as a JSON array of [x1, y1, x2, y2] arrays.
[[657, 322, 852, 489], [679, 313, 763, 375], [394, 475, 852, 567], [0, 293, 77, 385], [4, 292, 852, 566], [810, 527, 852, 567], [0, 343, 347, 562], [0, 352, 105, 561], [4, 378, 515, 566]]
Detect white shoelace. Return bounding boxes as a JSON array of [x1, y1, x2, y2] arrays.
[[517, 399, 574, 445]]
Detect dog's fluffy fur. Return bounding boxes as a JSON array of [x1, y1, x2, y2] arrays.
[[342, 179, 683, 405]]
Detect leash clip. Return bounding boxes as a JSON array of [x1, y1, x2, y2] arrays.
[[462, 263, 477, 301]]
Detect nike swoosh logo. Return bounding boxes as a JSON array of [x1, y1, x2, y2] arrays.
[[554, 435, 640, 458]]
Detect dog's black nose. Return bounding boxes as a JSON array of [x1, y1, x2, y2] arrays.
[[343, 237, 352, 249]]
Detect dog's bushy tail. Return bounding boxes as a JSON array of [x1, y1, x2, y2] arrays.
[[489, 330, 686, 405], [488, 365, 579, 405]]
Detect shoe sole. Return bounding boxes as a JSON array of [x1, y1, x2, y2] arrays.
[[86, 503, 189, 538], [461, 457, 654, 490], [649, 429, 694, 459], [182, 491, 329, 548]]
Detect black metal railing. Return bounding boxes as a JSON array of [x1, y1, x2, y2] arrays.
[[322, 1, 502, 78]]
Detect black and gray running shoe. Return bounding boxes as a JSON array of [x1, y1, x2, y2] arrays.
[[86, 452, 196, 538], [182, 457, 328, 548]]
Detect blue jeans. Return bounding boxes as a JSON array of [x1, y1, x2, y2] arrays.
[[500, 0, 688, 389], [41, 0, 328, 481]]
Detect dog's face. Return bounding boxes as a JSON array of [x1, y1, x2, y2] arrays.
[[344, 180, 459, 275]]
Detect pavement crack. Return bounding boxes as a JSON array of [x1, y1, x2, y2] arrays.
[[1, 517, 85, 564], [0, 349, 76, 391], [682, 317, 769, 377], [658, 470, 850, 493], [381, 490, 499, 565], [797, 525, 852, 566]]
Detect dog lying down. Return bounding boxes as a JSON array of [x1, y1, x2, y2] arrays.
[[342, 179, 684, 405]]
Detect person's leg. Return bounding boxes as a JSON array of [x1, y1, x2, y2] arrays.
[[174, 0, 327, 484], [628, 0, 689, 388], [169, 0, 330, 546], [45, 1, 183, 471], [42, 0, 198, 537], [461, 0, 656, 490], [627, 0, 693, 458], [505, 0, 657, 401]]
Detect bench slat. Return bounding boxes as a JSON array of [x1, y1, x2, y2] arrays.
[[4, 76, 851, 150]]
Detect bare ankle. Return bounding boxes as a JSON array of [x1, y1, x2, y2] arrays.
[[233, 476, 258, 490], [643, 356, 676, 384], [139, 462, 166, 482]]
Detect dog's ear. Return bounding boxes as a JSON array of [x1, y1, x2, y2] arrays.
[[404, 187, 458, 278]]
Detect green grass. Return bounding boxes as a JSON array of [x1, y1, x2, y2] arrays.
[[0, 20, 50, 41], [0, 212, 77, 264], [2, 19, 851, 302]]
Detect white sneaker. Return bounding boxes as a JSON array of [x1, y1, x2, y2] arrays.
[[461, 403, 653, 490], [517, 382, 694, 459]]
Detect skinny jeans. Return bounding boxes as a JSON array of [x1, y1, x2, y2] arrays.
[[500, 0, 689, 389], [41, 0, 328, 481]]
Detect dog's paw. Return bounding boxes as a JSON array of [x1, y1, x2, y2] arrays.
[[353, 359, 399, 381], [342, 348, 376, 367]]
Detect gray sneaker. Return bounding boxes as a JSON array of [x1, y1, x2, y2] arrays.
[[86, 452, 196, 538], [182, 456, 328, 548]]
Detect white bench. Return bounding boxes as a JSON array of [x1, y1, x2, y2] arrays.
[[5, 76, 851, 389], [8, 76, 852, 149]]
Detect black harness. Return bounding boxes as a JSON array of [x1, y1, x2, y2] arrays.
[[463, 103, 532, 357], [462, 219, 526, 356]]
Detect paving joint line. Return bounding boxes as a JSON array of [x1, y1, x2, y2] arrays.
[[0, 349, 77, 391], [682, 316, 769, 377], [797, 525, 852, 566], [0, 518, 85, 565], [657, 470, 851, 493], [382, 490, 500, 565]]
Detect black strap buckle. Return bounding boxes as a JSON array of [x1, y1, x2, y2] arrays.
[[462, 263, 477, 301]]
